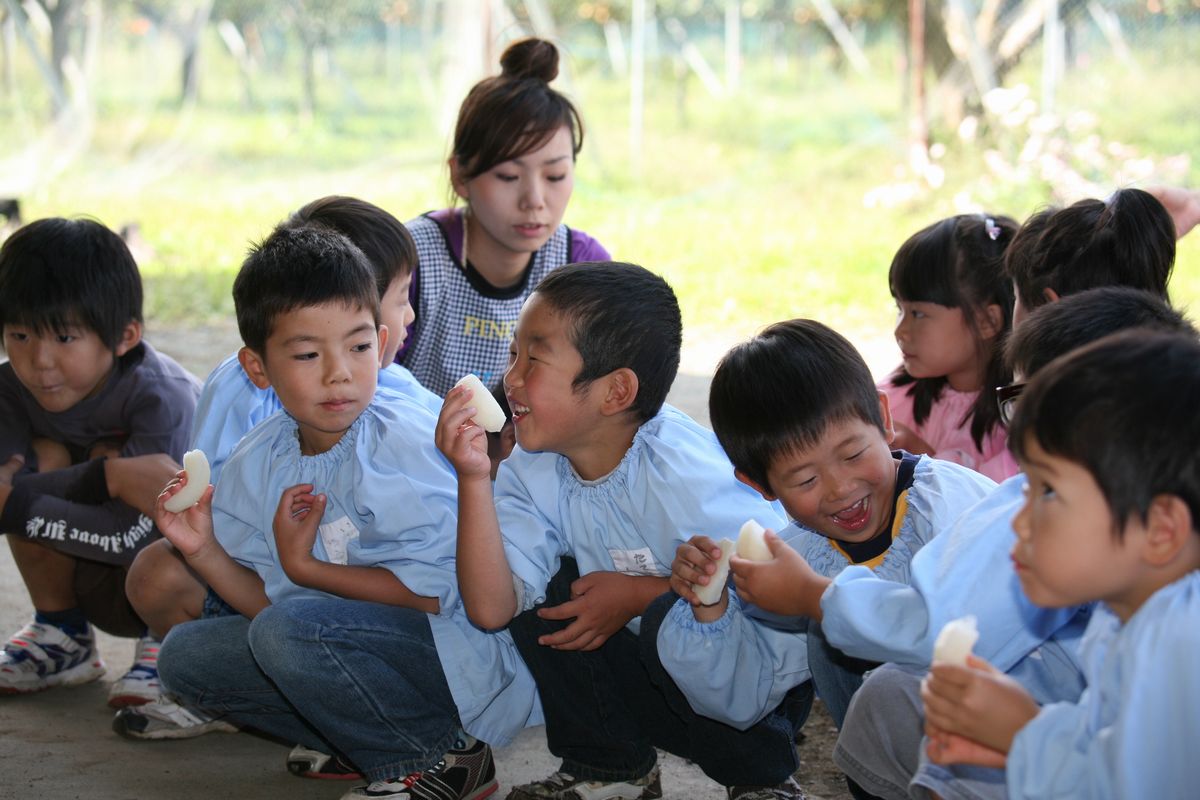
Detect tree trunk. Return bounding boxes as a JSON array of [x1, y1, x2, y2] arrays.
[[907, 0, 928, 159]]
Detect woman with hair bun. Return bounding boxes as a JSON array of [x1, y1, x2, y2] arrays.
[[399, 37, 610, 397]]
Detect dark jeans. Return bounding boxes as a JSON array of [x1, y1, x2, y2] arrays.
[[509, 558, 812, 787], [806, 619, 880, 730]]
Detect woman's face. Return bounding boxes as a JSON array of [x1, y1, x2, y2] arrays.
[[453, 126, 576, 268]]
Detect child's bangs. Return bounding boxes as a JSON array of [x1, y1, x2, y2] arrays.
[[889, 223, 964, 307], [1, 299, 86, 340]]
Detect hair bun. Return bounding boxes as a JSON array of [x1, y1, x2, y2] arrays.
[[500, 38, 559, 83]]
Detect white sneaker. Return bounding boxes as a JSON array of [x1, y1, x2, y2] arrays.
[[0, 620, 106, 694], [111, 694, 239, 740], [107, 635, 162, 707]]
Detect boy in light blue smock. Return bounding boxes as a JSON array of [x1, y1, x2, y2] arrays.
[[828, 288, 1195, 800], [920, 331, 1200, 799], [661, 320, 996, 734], [437, 262, 809, 800], [119, 196, 446, 747], [150, 225, 534, 800]]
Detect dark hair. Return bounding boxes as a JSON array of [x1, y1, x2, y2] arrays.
[[453, 38, 583, 180], [1009, 331, 1200, 538], [1006, 188, 1175, 313], [888, 213, 1017, 448], [287, 196, 416, 299], [233, 225, 379, 356], [1006, 287, 1194, 379], [0, 217, 143, 351], [532, 261, 680, 423], [1003, 207, 1055, 304], [711, 319, 884, 491]]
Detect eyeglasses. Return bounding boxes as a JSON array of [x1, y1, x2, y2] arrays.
[[995, 383, 1025, 427]]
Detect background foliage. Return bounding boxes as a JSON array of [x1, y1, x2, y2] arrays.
[[1, 0, 1197, 369]]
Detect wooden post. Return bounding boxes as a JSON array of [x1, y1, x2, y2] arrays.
[[725, 0, 740, 93], [1042, 0, 1062, 114], [630, 0, 645, 177], [908, 0, 928, 166]]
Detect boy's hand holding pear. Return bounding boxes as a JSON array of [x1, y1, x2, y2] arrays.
[[730, 530, 825, 618], [154, 471, 217, 560], [435, 383, 493, 482]]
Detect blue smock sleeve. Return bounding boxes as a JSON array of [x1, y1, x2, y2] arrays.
[[821, 475, 1080, 670], [657, 592, 810, 730], [494, 449, 570, 611]]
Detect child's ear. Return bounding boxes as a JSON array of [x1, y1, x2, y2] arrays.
[[376, 324, 390, 368], [1141, 494, 1195, 567], [598, 367, 639, 417], [237, 346, 271, 390], [114, 321, 143, 357], [734, 469, 777, 501], [978, 303, 1005, 340], [877, 390, 897, 445], [449, 157, 470, 201], [1041, 287, 1061, 304]]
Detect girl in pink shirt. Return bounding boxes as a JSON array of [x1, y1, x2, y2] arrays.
[[884, 213, 1019, 482]]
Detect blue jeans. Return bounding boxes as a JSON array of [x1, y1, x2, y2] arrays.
[[509, 559, 812, 787], [807, 619, 880, 730], [159, 597, 461, 782]]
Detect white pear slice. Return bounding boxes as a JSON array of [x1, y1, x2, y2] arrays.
[[454, 374, 506, 433], [933, 615, 979, 666], [692, 538, 736, 606], [735, 518, 773, 561], [163, 449, 211, 513]]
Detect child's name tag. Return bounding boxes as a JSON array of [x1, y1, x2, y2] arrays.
[[318, 516, 360, 565], [608, 547, 661, 576]]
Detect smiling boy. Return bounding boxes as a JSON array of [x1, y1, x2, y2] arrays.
[[437, 262, 807, 800], [662, 319, 995, 730]]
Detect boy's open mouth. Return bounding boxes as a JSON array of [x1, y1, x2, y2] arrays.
[[509, 401, 531, 423], [830, 496, 872, 532]]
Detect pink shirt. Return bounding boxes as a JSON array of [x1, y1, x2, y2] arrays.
[[882, 380, 1018, 482]]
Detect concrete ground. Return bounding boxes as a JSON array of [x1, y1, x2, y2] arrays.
[[0, 324, 852, 800]]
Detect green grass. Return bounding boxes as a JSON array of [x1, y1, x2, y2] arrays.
[[3, 17, 1198, 353]]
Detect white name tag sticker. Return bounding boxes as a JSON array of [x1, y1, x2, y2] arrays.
[[608, 547, 661, 576], [318, 516, 360, 565]]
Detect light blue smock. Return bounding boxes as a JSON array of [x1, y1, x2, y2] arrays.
[[190, 353, 441, 484], [494, 405, 786, 634], [212, 396, 538, 745], [657, 456, 997, 729], [1008, 571, 1200, 799]]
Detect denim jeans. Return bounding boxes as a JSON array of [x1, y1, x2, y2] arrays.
[[159, 597, 461, 782], [508, 558, 812, 787], [807, 619, 880, 730]]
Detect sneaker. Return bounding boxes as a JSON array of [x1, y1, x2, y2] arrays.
[[341, 735, 497, 799], [726, 777, 808, 800], [111, 694, 239, 740], [0, 620, 105, 693], [506, 764, 662, 800], [107, 635, 162, 707], [288, 744, 363, 781]]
